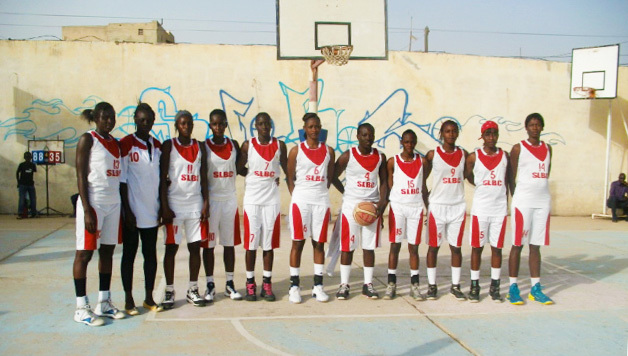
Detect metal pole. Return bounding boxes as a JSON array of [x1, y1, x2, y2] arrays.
[[603, 100, 612, 213], [424, 26, 430, 53], [409, 17, 413, 52]]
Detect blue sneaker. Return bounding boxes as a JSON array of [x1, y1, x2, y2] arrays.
[[506, 283, 524, 305], [528, 283, 554, 305]]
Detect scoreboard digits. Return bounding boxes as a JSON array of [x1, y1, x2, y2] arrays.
[[31, 150, 62, 164]]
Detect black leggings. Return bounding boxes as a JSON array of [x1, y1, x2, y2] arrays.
[[121, 225, 158, 294]]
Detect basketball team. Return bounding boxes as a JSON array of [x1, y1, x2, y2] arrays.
[[72, 74, 554, 328]]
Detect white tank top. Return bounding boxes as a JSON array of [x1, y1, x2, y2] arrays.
[[513, 140, 551, 208], [292, 142, 330, 206], [167, 138, 203, 213], [344, 147, 382, 204], [389, 154, 424, 206], [429, 146, 465, 205], [243, 137, 281, 206], [206, 137, 237, 202], [87, 130, 121, 205], [471, 148, 507, 216]]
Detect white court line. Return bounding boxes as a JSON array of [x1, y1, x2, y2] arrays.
[[544, 260, 599, 282], [231, 319, 294, 356]]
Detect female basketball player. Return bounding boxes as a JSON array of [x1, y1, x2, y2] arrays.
[[464, 121, 511, 302], [159, 110, 209, 309], [119, 103, 163, 314], [423, 120, 469, 301], [384, 129, 428, 301], [73, 102, 124, 326], [286, 112, 335, 304], [507, 113, 554, 305]]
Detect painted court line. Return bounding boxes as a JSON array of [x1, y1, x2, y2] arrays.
[[231, 319, 294, 356]]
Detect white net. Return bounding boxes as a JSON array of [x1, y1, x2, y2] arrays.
[[321, 45, 354, 66]]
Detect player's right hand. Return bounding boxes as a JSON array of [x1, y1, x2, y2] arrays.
[[84, 208, 97, 234]]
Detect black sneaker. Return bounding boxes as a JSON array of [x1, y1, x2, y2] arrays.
[[336, 283, 350, 300], [489, 279, 503, 303], [362, 283, 379, 299], [245, 281, 257, 301], [450, 284, 467, 301], [468, 280, 480, 303], [426, 284, 438, 300]]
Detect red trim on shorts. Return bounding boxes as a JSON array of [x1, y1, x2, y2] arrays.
[[545, 214, 551, 245], [497, 216, 507, 248], [514, 208, 524, 246], [271, 213, 281, 249], [341, 214, 351, 252], [318, 208, 330, 243], [412, 213, 424, 245], [118, 214, 123, 244], [84, 207, 99, 250], [201, 219, 209, 241], [243, 211, 250, 250], [456, 214, 466, 247], [388, 207, 397, 243], [471, 215, 480, 248], [428, 212, 438, 247], [165, 223, 176, 245], [291, 203, 304, 241], [234, 209, 241, 246]]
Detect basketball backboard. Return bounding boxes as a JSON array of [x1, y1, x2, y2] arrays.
[[276, 0, 388, 60], [570, 44, 619, 99]]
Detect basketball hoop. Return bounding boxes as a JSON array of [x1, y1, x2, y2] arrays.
[[573, 86, 597, 99], [321, 45, 353, 66]]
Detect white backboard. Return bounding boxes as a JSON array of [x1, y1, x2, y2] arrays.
[[570, 44, 619, 99], [276, 0, 388, 60]]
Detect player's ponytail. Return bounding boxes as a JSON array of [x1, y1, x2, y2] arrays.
[[80, 109, 94, 123]]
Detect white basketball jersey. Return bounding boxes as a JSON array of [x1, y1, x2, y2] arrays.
[[389, 154, 424, 207], [344, 147, 382, 204], [167, 138, 203, 213], [243, 137, 281, 206], [429, 146, 465, 205], [292, 142, 330, 205], [206, 137, 237, 202], [471, 148, 508, 216], [513, 140, 551, 208], [87, 130, 121, 205], [120, 134, 161, 228]]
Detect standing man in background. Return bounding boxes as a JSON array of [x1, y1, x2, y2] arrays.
[[16, 151, 37, 219]]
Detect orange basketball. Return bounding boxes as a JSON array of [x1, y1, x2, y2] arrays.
[[353, 202, 378, 226]]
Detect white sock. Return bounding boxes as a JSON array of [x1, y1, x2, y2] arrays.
[[470, 269, 480, 281], [410, 269, 419, 277], [166, 285, 174, 292], [76, 296, 88, 308], [98, 290, 109, 302], [531, 277, 540, 286], [388, 269, 397, 275], [206, 276, 214, 284], [246, 271, 255, 279], [364, 267, 374, 284], [491, 268, 501, 280], [427, 268, 436, 285], [226, 272, 234, 282], [509, 277, 518, 286], [451, 267, 461, 285], [263, 270, 272, 278], [340, 264, 351, 285], [188, 281, 198, 290], [314, 264, 324, 276], [290, 267, 300, 277]]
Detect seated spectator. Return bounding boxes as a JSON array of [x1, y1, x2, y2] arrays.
[[607, 173, 628, 222]]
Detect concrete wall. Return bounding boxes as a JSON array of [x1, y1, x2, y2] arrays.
[[1, 40, 627, 215], [63, 21, 175, 44]]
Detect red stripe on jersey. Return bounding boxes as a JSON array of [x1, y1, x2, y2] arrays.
[[291, 203, 304, 241], [251, 138, 278, 161], [243, 211, 250, 250], [173, 139, 199, 163], [456, 214, 466, 247], [118, 214, 123, 244], [436, 146, 462, 167], [300, 142, 327, 166], [497, 216, 507, 249], [471, 215, 480, 248], [119, 135, 134, 157], [428, 212, 438, 247], [318, 208, 330, 243], [388, 207, 397, 243], [200, 219, 209, 241], [165, 224, 176, 245], [521, 140, 548, 162], [413, 213, 424, 245], [207, 138, 233, 160], [272, 213, 281, 249], [233, 209, 241, 246], [545, 214, 551, 245], [341, 214, 351, 252], [395, 155, 421, 178], [84, 207, 99, 250], [352, 147, 380, 172], [514, 208, 524, 246], [91, 131, 120, 158], [477, 149, 503, 171]]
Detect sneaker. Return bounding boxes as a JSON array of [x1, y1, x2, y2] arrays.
[[468, 281, 480, 303], [528, 283, 554, 305], [74, 305, 104, 326], [383, 282, 396, 300], [426, 284, 438, 300], [489, 279, 503, 303], [204, 282, 216, 303], [288, 285, 302, 304], [245, 281, 257, 301], [94, 299, 125, 319], [450, 284, 467, 301], [507, 283, 524, 305], [186, 287, 205, 307], [336, 283, 350, 300], [225, 282, 243, 300], [312, 285, 329, 302], [362, 283, 379, 299], [260, 282, 276, 302], [162, 289, 175, 309], [410, 283, 426, 301]]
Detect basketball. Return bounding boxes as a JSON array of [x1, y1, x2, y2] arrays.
[[353, 202, 378, 226]]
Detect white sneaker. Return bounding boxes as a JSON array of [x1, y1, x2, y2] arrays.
[[94, 299, 125, 319], [74, 305, 104, 326], [312, 285, 329, 302], [288, 285, 302, 304], [224, 283, 243, 300]]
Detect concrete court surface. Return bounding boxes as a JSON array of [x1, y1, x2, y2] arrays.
[[0, 215, 627, 356]]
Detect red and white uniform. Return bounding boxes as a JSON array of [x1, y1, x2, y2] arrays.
[[243, 137, 282, 251], [164, 138, 205, 245], [511, 140, 551, 246], [76, 130, 122, 250], [202, 137, 241, 248], [120, 134, 161, 229], [340, 147, 383, 252], [427, 146, 466, 247], [388, 154, 424, 245], [469, 148, 508, 248], [289, 142, 331, 243]]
